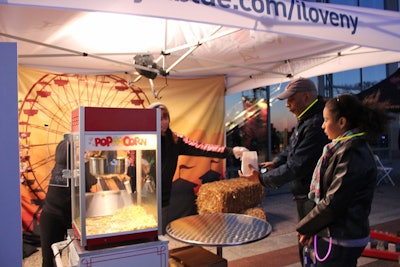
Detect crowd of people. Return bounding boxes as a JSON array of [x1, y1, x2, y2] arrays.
[[39, 77, 392, 267]]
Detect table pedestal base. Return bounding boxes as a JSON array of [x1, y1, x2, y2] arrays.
[[169, 246, 227, 267], [217, 246, 222, 257]]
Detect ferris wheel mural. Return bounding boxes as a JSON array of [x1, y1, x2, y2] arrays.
[[19, 73, 150, 233]]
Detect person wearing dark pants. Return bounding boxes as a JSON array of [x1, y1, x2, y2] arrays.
[[240, 78, 329, 266], [39, 211, 71, 267], [40, 136, 71, 267], [40, 135, 96, 267]]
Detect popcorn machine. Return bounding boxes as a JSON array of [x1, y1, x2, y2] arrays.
[[69, 106, 162, 250]]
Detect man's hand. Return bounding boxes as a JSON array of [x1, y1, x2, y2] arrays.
[[259, 161, 276, 170]]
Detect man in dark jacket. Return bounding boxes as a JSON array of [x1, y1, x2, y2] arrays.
[[256, 78, 329, 265]]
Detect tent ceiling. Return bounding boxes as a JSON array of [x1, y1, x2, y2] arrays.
[[0, 3, 399, 95]]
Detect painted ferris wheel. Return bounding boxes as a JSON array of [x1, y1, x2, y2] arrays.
[[18, 73, 150, 192]]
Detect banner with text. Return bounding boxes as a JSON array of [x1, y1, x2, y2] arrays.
[[4, 0, 400, 52]]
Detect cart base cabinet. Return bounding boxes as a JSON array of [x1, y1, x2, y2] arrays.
[[68, 233, 168, 267]]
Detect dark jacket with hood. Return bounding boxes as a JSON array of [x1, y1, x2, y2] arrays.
[[42, 139, 72, 221], [42, 139, 96, 220], [260, 96, 329, 198]]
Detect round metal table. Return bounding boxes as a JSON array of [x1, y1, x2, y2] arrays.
[[166, 213, 272, 257]]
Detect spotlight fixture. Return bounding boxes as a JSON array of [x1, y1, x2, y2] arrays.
[[133, 54, 167, 79], [133, 54, 168, 99]]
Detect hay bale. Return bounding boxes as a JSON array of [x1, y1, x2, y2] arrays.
[[242, 207, 267, 221], [197, 178, 264, 214]]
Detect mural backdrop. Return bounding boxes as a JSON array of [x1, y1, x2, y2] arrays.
[[18, 65, 226, 241]]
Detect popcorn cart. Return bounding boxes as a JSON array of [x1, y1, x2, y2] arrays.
[[64, 106, 168, 267]]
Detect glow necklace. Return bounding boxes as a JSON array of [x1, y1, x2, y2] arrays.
[[297, 98, 318, 119], [333, 132, 365, 142]]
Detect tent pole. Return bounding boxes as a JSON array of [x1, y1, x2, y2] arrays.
[[0, 32, 161, 75], [266, 86, 272, 161]]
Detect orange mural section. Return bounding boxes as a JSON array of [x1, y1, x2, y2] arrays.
[[18, 66, 226, 234]]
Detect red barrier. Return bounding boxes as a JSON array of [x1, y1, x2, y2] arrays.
[[362, 230, 400, 262]]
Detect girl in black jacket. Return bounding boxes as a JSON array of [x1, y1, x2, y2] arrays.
[[296, 94, 392, 266]]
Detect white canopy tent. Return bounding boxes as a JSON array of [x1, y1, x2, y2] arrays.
[[1, 2, 398, 265], [0, 0, 399, 95]]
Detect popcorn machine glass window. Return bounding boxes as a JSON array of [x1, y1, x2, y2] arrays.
[[70, 107, 161, 249]]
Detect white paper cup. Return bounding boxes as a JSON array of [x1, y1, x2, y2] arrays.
[[241, 151, 258, 176]]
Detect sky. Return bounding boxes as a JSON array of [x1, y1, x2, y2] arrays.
[[225, 82, 297, 132]]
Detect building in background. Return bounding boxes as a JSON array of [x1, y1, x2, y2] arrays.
[[225, 0, 400, 177]]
